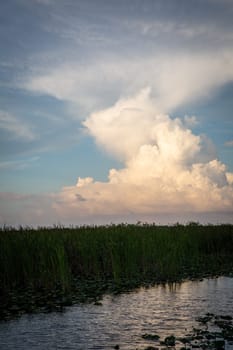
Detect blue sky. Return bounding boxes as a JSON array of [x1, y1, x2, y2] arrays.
[[0, 0, 233, 226]]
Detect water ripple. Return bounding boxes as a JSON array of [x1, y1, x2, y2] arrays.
[[0, 277, 233, 350]]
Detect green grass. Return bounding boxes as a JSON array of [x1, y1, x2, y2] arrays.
[[1, 223, 233, 294]]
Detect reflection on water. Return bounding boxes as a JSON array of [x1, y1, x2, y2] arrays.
[[0, 277, 233, 350]]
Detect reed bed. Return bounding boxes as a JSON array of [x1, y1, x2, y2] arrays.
[[1, 223, 233, 294], [1, 223, 233, 319]]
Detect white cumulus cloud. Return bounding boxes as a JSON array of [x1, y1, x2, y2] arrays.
[[52, 90, 233, 220]]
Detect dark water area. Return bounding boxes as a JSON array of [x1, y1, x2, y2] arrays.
[[0, 277, 233, 350]]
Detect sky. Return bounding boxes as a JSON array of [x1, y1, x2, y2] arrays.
[[0, 0, 233, 226]]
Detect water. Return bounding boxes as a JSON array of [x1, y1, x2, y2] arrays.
[[0, 277, 233, 350]]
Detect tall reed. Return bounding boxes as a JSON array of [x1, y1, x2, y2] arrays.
[[0, 223, 233, 294]]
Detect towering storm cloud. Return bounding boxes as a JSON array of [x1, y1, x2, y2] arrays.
[[53, 89, 233, 221]]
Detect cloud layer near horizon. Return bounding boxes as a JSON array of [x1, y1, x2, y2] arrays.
[[52, 89, 233, 221]]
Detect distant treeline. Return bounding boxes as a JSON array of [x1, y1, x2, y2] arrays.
[[1, 223, 233, 293]]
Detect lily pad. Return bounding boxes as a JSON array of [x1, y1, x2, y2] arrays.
[[142, 334, 160, 341]]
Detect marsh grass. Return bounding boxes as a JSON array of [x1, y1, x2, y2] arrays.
[[0, 223, 233, 318]]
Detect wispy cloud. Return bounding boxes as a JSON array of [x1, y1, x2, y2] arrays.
[[225, 140, 233, 147], [0, 156, 39, 170], [0, 111, 36, 141], [183, 115, 199, 128], [124, 17, 233, 44], [22, 50, 233, 115], [34, 0, 54, 5]]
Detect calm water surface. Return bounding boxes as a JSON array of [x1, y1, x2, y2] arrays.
[[0, 277, 233, 350]]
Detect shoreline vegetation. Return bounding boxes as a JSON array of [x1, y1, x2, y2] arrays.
[[140, 313, 233, 350], [1, 223, 233, 320]]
